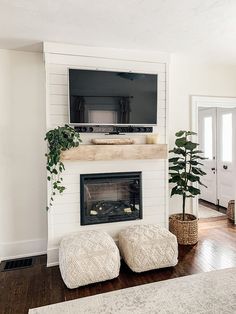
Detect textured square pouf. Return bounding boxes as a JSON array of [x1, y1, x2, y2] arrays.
[[119, 224, 178, 272], [59, 230, 120, 288]]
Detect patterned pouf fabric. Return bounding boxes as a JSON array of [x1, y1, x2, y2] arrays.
[[119, 224, 178, 272], [59, 230, 120, 289]]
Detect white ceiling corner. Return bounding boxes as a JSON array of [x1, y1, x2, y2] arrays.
[[0, 0, 236, 63]]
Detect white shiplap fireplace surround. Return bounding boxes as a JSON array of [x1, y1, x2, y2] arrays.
[[44, 42, 170, 266]]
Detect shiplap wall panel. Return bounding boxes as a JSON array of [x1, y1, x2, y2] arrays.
[[45, 53, 166, 72], [44, 43, 169, 266]]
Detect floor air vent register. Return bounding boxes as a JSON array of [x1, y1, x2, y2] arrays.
[[0, 257, 33, 271]]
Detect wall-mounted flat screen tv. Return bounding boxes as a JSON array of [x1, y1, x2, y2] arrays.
[[68, 68, 157, 125]]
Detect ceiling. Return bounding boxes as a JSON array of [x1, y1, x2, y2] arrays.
[[0, 0, 236, 63]]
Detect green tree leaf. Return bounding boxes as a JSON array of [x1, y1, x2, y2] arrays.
[[169, 157, 180, 163], [171, 186, 183, 196], [192, 167, 206, 176], [169, 165, 184, 172], [188, 186, 201, 195], [186, 173, 200, 182], [184, 141, 198, 150], [192, 150, 204, 154], [175, 137, 187, 147], [189, 160, 203, 166], [169, 147, 186, 156], [175, 130, 185, 137], [186, 131, 197, 135]]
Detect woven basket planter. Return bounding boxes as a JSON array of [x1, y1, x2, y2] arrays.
[[227, 200, 235, 222], [169, 213, 198, 245]]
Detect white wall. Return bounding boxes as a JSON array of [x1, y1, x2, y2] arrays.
[[2, 47, 236, 261], [169, 54, 236, 213], [0, 49, 47, 261]]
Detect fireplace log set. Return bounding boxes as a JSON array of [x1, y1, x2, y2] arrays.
[[90, 200, 139, 216]]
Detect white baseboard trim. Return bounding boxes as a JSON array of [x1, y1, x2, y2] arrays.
[[0, 238, 47, 262], [47, 261, 59, 267], [47, 246, 59, 267]]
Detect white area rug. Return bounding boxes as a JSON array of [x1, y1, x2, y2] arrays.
[[29, 267, 236, 314], [198, 204, 226, 219]]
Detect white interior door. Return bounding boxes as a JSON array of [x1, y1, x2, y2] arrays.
[[217, 108, 236, 207], [198, 108, 217, 204]]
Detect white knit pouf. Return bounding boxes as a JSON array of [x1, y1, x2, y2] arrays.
[[59, 230, 120, 289], [119, 224, 178, 273]]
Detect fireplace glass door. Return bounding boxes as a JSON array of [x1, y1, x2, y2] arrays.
[[80, 172, 142, 225]]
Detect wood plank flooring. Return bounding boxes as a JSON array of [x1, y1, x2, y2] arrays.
[[0, 218, 235, 314]]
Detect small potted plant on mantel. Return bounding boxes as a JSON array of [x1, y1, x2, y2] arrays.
[[169, 130, 207, 245]]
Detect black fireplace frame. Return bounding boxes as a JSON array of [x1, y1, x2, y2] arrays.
[[80, 171, 143, 225]]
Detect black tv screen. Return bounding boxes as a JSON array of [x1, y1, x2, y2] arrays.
[[68, 69, 157, 125]]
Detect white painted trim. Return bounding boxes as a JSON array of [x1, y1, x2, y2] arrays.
[[0, 238, 47, 262], [191, 95, 236, 221], [47, 261, 59, 267], [43, 42, 170, 64], [165, 63, 170, 227], [46, 246, 59, 267], [1, 251, 47, 263]]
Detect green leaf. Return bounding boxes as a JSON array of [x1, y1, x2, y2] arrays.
[[47, 176, 51, 181], [175, 130, 185, 137], [184, 141, 198, 150], [186, 173, 200, 182], [192, 167, 206, 176], [186, 131, 197, 136], [169, 165, 184, 172], [192, 150, 204, 154], [169, 157, 180, 163], [169, 175, 181, 182], [188, 186, 201, 195], [189, 160, 203, 166], [171, 186, 183, 196], [169, 172, 181, 178], [169, 148, 186, 156], [175, 137, 187, 147], [191, 155, 207, 160]]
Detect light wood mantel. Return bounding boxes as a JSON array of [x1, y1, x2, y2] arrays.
[[61, 144, 168, 161]]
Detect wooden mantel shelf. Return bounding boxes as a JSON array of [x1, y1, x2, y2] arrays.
[[61, 144, 167, 161]]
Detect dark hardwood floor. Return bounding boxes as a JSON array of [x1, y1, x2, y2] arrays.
[[1, 218, 236, 314]]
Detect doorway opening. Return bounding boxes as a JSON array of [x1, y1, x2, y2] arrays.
[[191, 96, 236, 221]]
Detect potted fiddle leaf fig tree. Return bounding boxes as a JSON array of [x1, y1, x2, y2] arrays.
[[169, 130, 207, 245]]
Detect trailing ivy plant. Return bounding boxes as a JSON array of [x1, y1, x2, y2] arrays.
[[169, 130, 207, 221], [45, 125, 82, 210]]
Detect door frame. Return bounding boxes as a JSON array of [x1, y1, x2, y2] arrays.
[[191, 95, 236, 221]]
